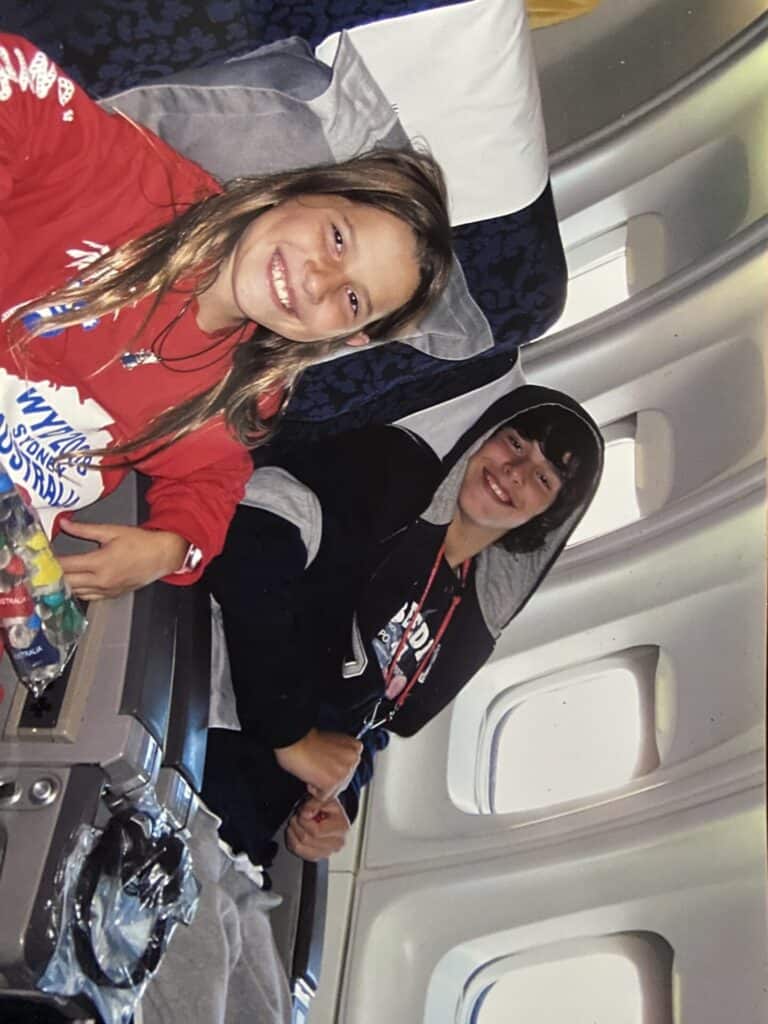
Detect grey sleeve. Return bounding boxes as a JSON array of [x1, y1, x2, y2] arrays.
[[241, 466, 322, 568]]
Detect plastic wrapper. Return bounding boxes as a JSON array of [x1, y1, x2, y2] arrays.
[[0, 463, 87, 697], [38, 786, 201, 1024]]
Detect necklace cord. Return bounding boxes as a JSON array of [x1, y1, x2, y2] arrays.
[[382, 542, 470, 713], [148, 296, 250, 372]]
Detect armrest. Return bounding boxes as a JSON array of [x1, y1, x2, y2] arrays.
[[291, 859, 329, 1021], [268, 844, 330, 1021], [160, 583, 212, 793]]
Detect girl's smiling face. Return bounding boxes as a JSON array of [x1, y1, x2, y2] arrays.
[[209, 194, 421, 344]]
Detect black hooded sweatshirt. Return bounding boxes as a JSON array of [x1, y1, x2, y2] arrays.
[[203, 386, 604, 860]]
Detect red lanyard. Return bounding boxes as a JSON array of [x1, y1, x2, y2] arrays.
[[383, 541, 470, 711]]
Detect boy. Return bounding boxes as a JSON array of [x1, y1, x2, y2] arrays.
[[202, 385, 603, 863]]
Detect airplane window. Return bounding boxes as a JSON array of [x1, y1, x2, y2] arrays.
[[471, 952, 643, 1024], [447, 647, 660, 816], [490, 664, 648, 813], [540, 224, 630, 337], [568, 417, 641, 546], [449, 933, 674, 1024]]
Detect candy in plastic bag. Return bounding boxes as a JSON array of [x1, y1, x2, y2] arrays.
[[0, 463, 87, 697]]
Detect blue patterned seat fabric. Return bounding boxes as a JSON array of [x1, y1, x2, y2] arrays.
[[2, 1, 469, 94], [1, 1, 566, 445]]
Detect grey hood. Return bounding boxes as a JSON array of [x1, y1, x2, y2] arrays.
[[421, 385, 604, 637]]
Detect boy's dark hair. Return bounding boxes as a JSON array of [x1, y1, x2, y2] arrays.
[[499, 406, 599, 555]]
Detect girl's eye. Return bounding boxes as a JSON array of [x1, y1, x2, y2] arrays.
[[347, 288, 359, 317], [333, 225, 344, 253]]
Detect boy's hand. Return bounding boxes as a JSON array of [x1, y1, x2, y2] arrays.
[[285, 797, 351, 861], [274, 728, 362, 802], [58, 521, 188, 600]]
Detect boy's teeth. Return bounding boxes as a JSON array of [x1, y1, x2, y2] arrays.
[[487, 473, 509, 503]]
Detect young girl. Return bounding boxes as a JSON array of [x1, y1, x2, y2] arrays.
[[0, 34, 452, 600]]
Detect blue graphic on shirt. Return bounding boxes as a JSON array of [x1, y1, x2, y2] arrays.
[[21, 301, 100, 339], [0, 386, 96, 508]]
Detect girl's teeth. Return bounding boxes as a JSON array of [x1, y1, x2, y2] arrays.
[[272, 256, 292, 311]]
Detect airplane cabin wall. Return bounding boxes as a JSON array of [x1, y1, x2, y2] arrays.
[[531, 0, 767, 154], [308, 6, 768, 1023]]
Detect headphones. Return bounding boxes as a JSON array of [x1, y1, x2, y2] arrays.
[[72, 812, 186, 989]]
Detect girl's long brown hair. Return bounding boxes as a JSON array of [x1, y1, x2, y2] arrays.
[[8, 148, 452, 464]]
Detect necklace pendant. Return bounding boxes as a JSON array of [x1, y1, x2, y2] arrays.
[[121, 349, 161, 370]]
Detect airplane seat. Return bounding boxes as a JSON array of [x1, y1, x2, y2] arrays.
[[4, 0, 564, 449], [0, 473, 212, 1021]]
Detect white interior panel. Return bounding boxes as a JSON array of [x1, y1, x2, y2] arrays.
[[547, 24, 768, 238], [531, 0, 767, 156], [523, 245, 766, 492], [339, 800, 765, 1024]]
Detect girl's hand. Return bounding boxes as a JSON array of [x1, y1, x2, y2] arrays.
[[274, 728, 362, 802], [285, 796, 351, 861], [57, 520, 188, 600]]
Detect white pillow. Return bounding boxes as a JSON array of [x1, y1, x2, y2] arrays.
[[315, 0, 549, 226]]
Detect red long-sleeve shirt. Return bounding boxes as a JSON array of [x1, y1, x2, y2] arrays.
[[0, 33, 280, 583], [0, 36, 280, 581]]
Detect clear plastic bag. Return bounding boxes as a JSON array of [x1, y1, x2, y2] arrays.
[[38, 786, 200, 1024], [0, 463, 87, 697]]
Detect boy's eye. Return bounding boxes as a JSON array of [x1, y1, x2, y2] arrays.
[[347, 288, 359, 317], [333, 225, 344, 253]]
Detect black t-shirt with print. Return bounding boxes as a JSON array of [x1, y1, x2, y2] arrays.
[[332, 524, 471, 733]]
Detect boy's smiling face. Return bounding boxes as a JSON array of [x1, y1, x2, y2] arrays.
[[454, 425, 566, 543]]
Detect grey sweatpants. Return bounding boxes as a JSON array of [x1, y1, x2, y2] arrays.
[[137, 805, 292, 1024]]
